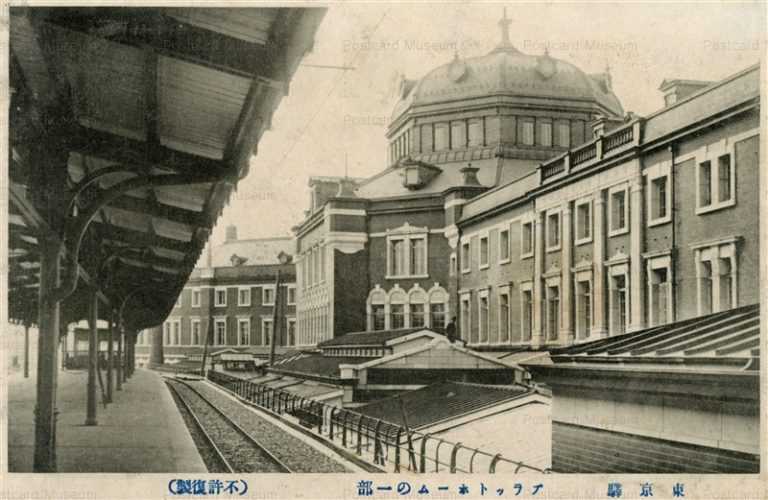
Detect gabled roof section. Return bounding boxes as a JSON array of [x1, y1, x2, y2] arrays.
[[317, 327, 440, 348], [355, 381, 537, 429], [529, 304, 759, 373]]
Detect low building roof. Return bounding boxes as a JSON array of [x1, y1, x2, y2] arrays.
[[269, 354, 364, 380], [524, 304, 759, 374], [355, 381, 536, 430], [317, 327, 433, 348]]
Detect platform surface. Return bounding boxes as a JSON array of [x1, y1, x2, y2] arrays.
[[8, 367, 206, 473]]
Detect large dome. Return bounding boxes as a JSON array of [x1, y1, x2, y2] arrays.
[[391, 16, 624, 122]]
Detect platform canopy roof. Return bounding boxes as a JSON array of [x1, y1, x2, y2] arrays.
[[8, 7, 325, 330]]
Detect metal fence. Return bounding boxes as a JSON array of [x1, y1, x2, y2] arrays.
[[207, 370, 550, 475]]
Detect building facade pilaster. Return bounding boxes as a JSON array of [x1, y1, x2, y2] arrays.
[[560, 204, 574, 344], [592, 193, 608, 338], [629, 175, 646, 332]]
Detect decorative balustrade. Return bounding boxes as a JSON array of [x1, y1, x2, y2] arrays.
[[603, 126, 634, 153], [540, 157, 566, 181], [207, 370, 550, 475], [570, 142, 598, 166]]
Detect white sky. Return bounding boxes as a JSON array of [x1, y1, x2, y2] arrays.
[[214, 2, 765, 244]]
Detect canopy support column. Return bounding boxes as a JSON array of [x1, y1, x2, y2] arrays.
[[116, 325, 123, 391], [85, 291, 98, 426], [106, 311, 115, 403], [33, 234, 62, 472], [24, 323, 30, 378], [149, 324, 164, 366]]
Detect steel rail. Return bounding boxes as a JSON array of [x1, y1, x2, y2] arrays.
[[165, 379, 234, 473], [169, 378, 293, 473]]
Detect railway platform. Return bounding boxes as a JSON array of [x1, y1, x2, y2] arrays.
[[8, 368, 206, 472]]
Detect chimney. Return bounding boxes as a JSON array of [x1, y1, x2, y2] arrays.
[[659, 79, 713, 107], [460, 164, 481, 186], [225, 224, 238, 243]]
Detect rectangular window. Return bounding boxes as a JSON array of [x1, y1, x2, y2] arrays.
[[434, 123, 449, 151], [468, 119, 484, 147], [547, 212, 560, 251], [261, 319, 273, 345], [699, 260, 713, 315], [478, 294, 489, 342], [652, 177, 667, 220], [521, 289, 533, 342], [479, 235, 489, 268], [539, 121, 552, 147], [451, 121, 467, 149], [460, 296, 471, 342], [556, 122, 571, 147], [719, 257, 734, 311], [238, 318, 251, 346], [319, 246, 326, 282], [191, 289, 201, 308], [521, 221, 534, 258], [699, 160, 712, 207], [610, 274, 628, 335], [191, 320, 201, 346], [546, 286, 560, 341], [499, 291, 510, 343], [499, 228, 510, 263], [575, 200, 592, 244], [461, 241, 471, 272], [391, 239, 406, 276], [576, 280, 592, 339], [286, 319, 296, 346], [238, 287, 251, 307], [215, 319, 226, 346], [214, 288, 227, 307], [390, 304, 405, 329], [430, 303, 446, 331], [609, 187, 628, 235], [262, 287, 275, 306], [287, 286, 296, 305], [522, 120, 534, 145], [718, 155, 731, 203], [650, 267, 670, 326], [172, 320, 180, 346], [410, 304, 425, 328], [410, 237, 426, 275], [372, 304, 385, 331]]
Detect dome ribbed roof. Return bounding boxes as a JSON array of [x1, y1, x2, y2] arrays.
[[391, 12, 623, 122]]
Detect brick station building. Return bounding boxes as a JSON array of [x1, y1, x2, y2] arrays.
[[137, 226, 297, 366]]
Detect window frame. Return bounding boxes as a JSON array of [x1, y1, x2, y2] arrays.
[[238, 286, 251, 307], [519, 282, 534, 342], [286, 285, 297, 305], [608, 184, 630, 237], [497, 287, 511, 344], [694, 241, 738, 315], [262, 285, 276, 306], [574, 270, 593, 340], [479, 233, 490, 270], [214, 287, 227, 307], [386, 233, 429, 279], [646, 254, 673, 327], [190, 318, 201, 346], [461, 240, 472, 274], [498, 226, 511, 264], [477, 288, 490, 344], [237, 317, 251, 346], [545, 209, 562, 252], [574, 198, 593, 245], [647, 162, 672, 227], [608, 264, 630, 336], [520, 219, 534, 259], [191, 288, 201, 308], [260, 318, 274, 346], [695, 147, 736, 215], [214, 318, 227, 346]]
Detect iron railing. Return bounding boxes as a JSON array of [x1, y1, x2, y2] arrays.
[[207, 370, 550, 475]]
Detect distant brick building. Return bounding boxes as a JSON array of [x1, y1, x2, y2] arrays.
[[137, 227, 297, 365]]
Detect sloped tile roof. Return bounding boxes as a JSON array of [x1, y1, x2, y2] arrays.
[[317, 328, 429, 348], [269, 354, 365, 379], [537, 304, 759, 371], [355, 381, 535, 429]]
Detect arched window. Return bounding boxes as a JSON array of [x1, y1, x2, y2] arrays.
[[409, 288, 427, 328], [367, 289, 386, 331], [428, 286, 449, 332], [389, 289, 407, 329]]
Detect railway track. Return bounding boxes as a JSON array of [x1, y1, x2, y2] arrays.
[[166, 378, 292, 473]]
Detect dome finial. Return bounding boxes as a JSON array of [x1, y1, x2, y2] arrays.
[[498, 7, 512, 47]]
